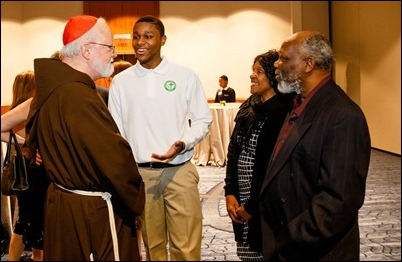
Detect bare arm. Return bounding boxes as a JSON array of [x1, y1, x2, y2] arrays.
[[1, 98, 32, 142]]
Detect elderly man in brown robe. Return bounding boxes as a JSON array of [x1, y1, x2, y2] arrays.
[[26, 15, 145, 261]]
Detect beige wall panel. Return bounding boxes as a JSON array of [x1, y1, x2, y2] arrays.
[[332, 1, 401, 154]]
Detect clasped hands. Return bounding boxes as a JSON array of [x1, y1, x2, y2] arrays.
[[22, 147, 43, 166], [226, 195, 251, 224], [151, 140, 185, 161]]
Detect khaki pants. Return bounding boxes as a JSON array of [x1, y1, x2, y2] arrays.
[[139, 161, 202, 261]]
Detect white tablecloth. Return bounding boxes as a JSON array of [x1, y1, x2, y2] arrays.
[[192, 103, 241, 167]]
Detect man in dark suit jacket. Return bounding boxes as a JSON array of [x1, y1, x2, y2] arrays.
[[259, 31, 371, 261]]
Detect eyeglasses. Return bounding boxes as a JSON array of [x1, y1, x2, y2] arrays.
[[88, 42, 115, 53]]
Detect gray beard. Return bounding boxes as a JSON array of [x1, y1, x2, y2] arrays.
[[100, 63, 114, 78], [278, 79, 302, 94]]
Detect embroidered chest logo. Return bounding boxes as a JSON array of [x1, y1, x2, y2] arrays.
[[164, 80, 176, 92]]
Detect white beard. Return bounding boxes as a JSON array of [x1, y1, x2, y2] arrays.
[[99, 63, 114, 78], [93, 56, 114, 78], [277, 71, 302, 94], [278, 79, 302, 94]]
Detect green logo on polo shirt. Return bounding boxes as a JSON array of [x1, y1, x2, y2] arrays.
[[164, 80, 176, 91]]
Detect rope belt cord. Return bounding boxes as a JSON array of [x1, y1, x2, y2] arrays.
[[55, 183, 120, 261]]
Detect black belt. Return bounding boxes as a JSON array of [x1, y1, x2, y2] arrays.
[[137, 161, 186, 168]]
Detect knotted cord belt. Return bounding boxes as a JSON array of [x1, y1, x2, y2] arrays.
[[55, 183, 120, 261]]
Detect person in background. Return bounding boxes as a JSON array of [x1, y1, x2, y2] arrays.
[[1, 99, 32, 250], [1, 71, 47, 261], [214, 75, 236, 103], [108, 15, 212, 261], [224, 50, 295, 261], [259, 31, 371, 261], [25, 15, 145, 261]]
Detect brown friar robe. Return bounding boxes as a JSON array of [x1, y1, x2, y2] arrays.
[[26, 58, 145, 261]]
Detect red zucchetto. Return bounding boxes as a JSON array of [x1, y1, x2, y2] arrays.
[[62, 15, 98, 45]]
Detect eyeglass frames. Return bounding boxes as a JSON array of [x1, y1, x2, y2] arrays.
[[87, 42, 115, 53]]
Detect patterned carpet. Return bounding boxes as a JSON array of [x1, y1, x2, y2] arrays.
[[1, 149, 400, 261], [196, 149, 401, 261]]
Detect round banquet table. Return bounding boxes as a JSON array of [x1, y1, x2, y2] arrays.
[[192, 102, 241, 167]]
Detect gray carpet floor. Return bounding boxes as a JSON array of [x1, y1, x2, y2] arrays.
[[196, 148, 401, 261], [1, 149, 400, 261]]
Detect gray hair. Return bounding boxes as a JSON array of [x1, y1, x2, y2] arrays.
[[60, 17, 108, 58], [300, 32, 334, 71]]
